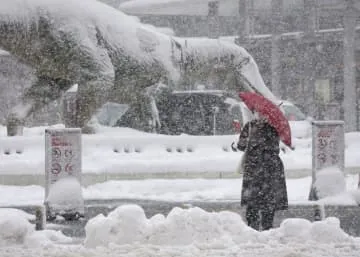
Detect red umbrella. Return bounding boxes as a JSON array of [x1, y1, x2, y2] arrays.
[[239, 92, 293, 149]]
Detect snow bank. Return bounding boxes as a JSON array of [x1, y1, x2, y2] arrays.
[[0, 208, 72, 247], [84, 204, 355, 248], [273, 217, 351, 244], [0, 208, 34, 246], [25, 229, 73, 247], [0, 205, 358, 256], [84, 204, 251, 248]]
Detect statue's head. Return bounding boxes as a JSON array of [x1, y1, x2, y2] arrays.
[[230, 44, 279, 104]]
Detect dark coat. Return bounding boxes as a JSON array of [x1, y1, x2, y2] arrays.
[[237, 119, 288, 210]]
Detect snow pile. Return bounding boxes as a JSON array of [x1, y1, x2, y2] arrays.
[[0, 205, 359, 256], [274, 217, 351, 244], [0, 208, 72, 247], [84, 204, 251, 248], [84, 204, 355, 248], [0, 208, 34, 246], [315, 166, 346, 199], [25, 229, 73, 247], [46, 177, 84, 215]]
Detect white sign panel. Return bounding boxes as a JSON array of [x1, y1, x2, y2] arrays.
[[312, 121, 345, 171], [45, 128, 83, 218], [309, 120, 345, 200]]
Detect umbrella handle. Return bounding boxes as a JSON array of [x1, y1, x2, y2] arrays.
[[280, 141, 295, 152]]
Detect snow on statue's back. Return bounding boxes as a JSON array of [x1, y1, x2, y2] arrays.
[[0, 0, 172, 76], [0, 0, 278, 135], [1, 0, 152, 56]]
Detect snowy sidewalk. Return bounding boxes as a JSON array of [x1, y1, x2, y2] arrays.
[[2, 176, 360, 207], [1, 167, 360, 186]]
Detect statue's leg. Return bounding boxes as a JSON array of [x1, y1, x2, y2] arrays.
[[6, 103, 31, 136], [75, 79, 113, 133], [109, 79, 164, 132], [6, 76, 68, 136]]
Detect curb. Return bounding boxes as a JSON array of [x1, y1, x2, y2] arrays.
[[0, 167, 359, 186]]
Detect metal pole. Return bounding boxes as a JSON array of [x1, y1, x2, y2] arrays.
[[212, 107, 219, 135], [271, 0, 283, 97], [62, 84, 78, 128], [213, 112, 216, 135], [35, 205, 46, 230], [343, 0, 357, 132], [238, 0, 249, 45], [302, 0, 317, 117], [208, 1, 220, 39]]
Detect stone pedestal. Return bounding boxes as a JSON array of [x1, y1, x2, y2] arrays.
[[6, 114, 24, 136]]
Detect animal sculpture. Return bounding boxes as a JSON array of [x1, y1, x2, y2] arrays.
[[0, 0, 277, 135]]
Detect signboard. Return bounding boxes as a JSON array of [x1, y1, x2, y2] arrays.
[[44, 128, 84, 219], [309, 120, 345, 200]]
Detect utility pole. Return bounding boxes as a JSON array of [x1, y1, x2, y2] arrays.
[[343, 0, 357, 132], [302, 0, 317, 117], [271, 0, 283, 98], [208, 1, 220, 39], [238, 0, 249, 45]]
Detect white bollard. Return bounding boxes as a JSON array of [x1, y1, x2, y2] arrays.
[[44, 128, 84, 220]]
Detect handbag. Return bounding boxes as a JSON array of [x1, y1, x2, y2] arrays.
[[236, 123, 251, 174]]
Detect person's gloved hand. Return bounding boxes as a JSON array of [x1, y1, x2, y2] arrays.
[[280, 141, 296, 153], [231, 142, 238, 152]]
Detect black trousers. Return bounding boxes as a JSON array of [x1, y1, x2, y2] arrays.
[[245, 205, 276, 231]]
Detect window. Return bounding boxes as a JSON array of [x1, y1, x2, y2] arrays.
[[282, 104, 307, 121], [315, 79, 331, 103]]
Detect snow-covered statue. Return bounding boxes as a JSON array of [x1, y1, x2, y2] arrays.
[[0, 0, 277, 135]]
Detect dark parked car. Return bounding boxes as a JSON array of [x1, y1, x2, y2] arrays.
[[115, 90, 252, 135]]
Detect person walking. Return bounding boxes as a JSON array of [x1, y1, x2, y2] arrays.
[[234, 116, 288, 231]]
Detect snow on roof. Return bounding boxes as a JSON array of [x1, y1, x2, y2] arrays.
[[120, 0, 186, 8], [119, 0, 349, 17], [119, 0, 240, 16], [220, 25, 360, 44]]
